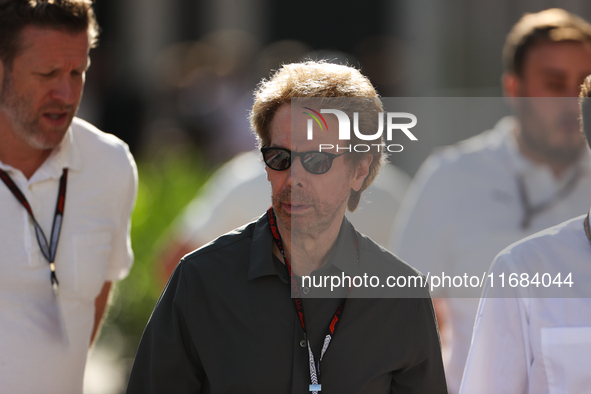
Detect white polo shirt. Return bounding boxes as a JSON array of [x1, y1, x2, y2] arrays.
[[460, 214, 591, 394], [177, 150, 411, 248], [389, 117, 591, 393], [0, 118, 137, 394]]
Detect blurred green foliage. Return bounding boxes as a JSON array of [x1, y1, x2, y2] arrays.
[[99, 150, 211, 358]]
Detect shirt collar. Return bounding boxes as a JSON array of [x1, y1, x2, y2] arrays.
[[247, 213, 277, 280], [36, 127, 83, 180], [0, 125, 82, 182], [500, 117, 536, 174], [315, 217, 360, 277], [246, 212, 359, 281]]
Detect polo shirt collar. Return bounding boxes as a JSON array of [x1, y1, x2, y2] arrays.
[[247, 213, 277, 280], [33, 127, 83, 182], [0, 126, 82, 182], [246, 212, 359, 281]]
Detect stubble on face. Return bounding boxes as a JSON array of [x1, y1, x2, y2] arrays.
[[272, 162, 353, 237], [517, 97, 585, 167], [511, 40, 591, 169], [0, 69, 74, 150], [273, 187, 346, 233], [267, 104, 357, 239]]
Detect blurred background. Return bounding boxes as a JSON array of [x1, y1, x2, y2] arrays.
[[79, 0, 591, 392]]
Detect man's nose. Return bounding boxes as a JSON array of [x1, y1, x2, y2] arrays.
[[286, 156, 307, 188], [50, 75, 77, 104]]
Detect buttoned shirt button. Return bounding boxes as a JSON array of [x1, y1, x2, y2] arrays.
[[300, 340, 307, 348], [302, 286, 310, 295]]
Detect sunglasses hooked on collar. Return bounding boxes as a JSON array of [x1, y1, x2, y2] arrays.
[[261, 147, 349, 175]]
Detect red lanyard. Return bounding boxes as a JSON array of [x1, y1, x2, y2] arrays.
[[0, 168, 68, 295], [266, 207, 358, 393]]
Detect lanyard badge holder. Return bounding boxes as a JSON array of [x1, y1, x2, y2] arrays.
[[0, 168, 68, 295], [0, 168, 69, 342], [267, 207, 358, 392]]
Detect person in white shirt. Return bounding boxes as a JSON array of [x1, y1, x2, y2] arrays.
[[459, 75, 591, 394], [0, 2, 137, 393], [390, 9, 591, 393]]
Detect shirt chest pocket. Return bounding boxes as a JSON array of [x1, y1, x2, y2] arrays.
[[541, 326, 591, 394], [70, 231, 112, 300]]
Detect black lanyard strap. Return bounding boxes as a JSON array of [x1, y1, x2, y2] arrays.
[[266, 207, 357, 393], [0, 168, 68, 295]]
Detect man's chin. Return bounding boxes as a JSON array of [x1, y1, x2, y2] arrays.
[[551, 148, 585, 166], [273, 205, 292, 231], [28, 127, 69, 150]]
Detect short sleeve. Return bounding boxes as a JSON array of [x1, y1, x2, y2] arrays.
[[105, 143, 138, 281]]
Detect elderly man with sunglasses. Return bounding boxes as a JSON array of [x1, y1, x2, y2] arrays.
[[127, 61, 447, 393]]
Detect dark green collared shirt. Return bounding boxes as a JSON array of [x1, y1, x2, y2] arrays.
[[127, 214, 447, 393]]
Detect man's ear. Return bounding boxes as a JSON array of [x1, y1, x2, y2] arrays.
[[502, 72, 520, 98], [351, 154, 373, 192]]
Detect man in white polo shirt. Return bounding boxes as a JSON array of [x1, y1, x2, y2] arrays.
[[0, 1, 137, 393], [460, 75, 591, 394], [390, 9, 591, 393]]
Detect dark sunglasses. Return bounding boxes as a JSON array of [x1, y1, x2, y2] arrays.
[[261, 147, 348, 175]]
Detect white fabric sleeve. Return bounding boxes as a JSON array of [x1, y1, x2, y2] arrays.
[[459, 254, 531, 394], [177, 172, 270, 248], [105, 143, 138, 281], [175, 151, 271, 248], [388, 152, 456, 296]]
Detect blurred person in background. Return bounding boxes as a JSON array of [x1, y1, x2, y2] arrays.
[[389, 8, 591, 394], [147, 30, 262, 165], [0, 1, 137, 393], [460, 75, 591, 393], [127, 60, 446, 393]]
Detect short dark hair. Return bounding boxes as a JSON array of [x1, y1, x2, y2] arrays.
[[250, 60, 384, 212], [504, 8, 591, 76], [0, 0, 99, 68], [579, 75, 591, 148]]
